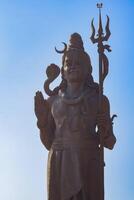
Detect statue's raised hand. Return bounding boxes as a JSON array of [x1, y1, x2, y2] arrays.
[[34, 91, 49, 128]]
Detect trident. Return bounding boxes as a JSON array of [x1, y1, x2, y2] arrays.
[[90, 3, 111, 200]]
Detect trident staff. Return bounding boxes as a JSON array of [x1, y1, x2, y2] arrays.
[[90, 3, 112, 200]]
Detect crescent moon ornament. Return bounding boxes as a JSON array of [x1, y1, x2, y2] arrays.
[[55, 42, 67, 54]]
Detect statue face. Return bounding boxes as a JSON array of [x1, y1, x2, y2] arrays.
[[63, 50, 88, 83]]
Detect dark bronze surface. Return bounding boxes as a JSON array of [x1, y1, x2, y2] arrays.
[[34, 6, 116, 200]]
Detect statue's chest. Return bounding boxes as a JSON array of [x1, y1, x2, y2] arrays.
[[51, 95, 98, 130]]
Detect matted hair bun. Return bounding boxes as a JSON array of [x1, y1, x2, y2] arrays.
[[69, 33, 84, 51]]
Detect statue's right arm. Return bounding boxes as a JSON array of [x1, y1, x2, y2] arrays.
[[34, 91, 55, 150]]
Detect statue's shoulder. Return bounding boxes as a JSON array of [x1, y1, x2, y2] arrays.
[[102, 95, 110, 110], [86, 86, 110, 102], [102, 95, 110, 102], [86, 86, 99, 100]]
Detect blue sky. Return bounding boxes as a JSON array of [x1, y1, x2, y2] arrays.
[[0, 0, 134, 200]]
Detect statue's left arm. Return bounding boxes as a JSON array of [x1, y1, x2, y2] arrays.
[[97, 95, 116, 150]]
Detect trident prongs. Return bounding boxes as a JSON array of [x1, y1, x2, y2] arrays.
[[90, 3, 105, 44], [90, 18, 98, 44], [90, 4, 111, 51], [103, 15, 111, 41]]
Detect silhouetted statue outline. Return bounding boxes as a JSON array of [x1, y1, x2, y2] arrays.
[[34, 33, 116, 200], [34, 5, 116, 200]]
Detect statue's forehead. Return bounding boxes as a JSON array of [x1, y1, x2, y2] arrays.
[[65, 50, 80, 61]]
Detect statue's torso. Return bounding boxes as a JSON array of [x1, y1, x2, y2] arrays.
[[51, 89, 99, 142], [48, 89, 100, 200]]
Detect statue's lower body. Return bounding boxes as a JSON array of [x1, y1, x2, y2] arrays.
[[47, 142, 100, 200]]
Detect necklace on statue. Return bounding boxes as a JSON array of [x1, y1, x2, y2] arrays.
[[59, 89, 90, 105]]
